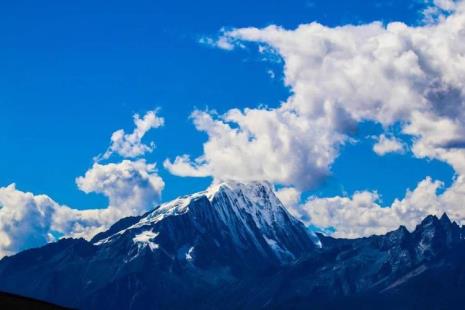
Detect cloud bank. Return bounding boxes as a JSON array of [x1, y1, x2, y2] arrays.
[[166, 1, 465, 237]]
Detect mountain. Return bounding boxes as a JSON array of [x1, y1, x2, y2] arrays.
[[0, 181, 318, 309], [1, 182, 465, 309]]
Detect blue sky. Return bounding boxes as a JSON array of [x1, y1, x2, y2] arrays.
[[0, 0, 455, 212]]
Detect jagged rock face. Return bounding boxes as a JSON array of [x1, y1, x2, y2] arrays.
[[232, 213, 465, 309], [0, 181, 318, 309], [411, 214, 462, 260]]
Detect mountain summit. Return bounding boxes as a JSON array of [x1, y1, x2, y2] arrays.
[[92, 180, 319, 266]]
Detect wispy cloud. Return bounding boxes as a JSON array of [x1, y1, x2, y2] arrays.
[[96, 110, 164, 161], [199, 36, 235, 51]]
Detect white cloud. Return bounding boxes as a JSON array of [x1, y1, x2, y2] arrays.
[[0, 184, 58, 257], [199, 36, 235, 51], [302, 190, 388, 238], [168, 2, 465, 192], [296, 176, 465, 238], [167, 1, 465, 236], [165, 106, 349, 189], [76, 159, 164, 217], [0, 184, 104, 257], [373, 134, 406, 156], [97, 110, 164, 160], [163, 154, 210, 177]]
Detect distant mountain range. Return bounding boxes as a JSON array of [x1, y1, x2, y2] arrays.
[[0, 181, 464, 309]]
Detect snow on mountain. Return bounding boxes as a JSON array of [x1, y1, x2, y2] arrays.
[[93, 180, 319, 265], [132, 231, 159, 251]]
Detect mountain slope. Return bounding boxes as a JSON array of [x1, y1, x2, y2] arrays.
[[92, 181, 319, 267], [0, 181, 318, 309]]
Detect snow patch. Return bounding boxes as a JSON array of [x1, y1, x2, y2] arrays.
[[133, 230, 159, 251], [264, 235, 295, 261], [186, 246, 194, 261], [176, 245, 195, 262]]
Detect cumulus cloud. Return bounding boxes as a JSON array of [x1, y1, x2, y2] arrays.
[[97, 110, 164, 161], [76, 159, 164, 216], [165, 1, 465, 235], [296, 176, 465, 238], [373, 134, 406, 156], [0, 184, 58, 257], [0, 184, 104, 256], [54, 159, 165, 240], [169, 3, 465, 189], [163, 154, 210, 177], [165, 105, 349, 189]]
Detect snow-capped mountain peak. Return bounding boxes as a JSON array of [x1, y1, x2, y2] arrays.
[[93, 180, 319, 265], [134, 180, 298, 229]]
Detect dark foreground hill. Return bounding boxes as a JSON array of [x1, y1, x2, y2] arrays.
[[0, 291, 67, 309], [0, 181, 464, 309]]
